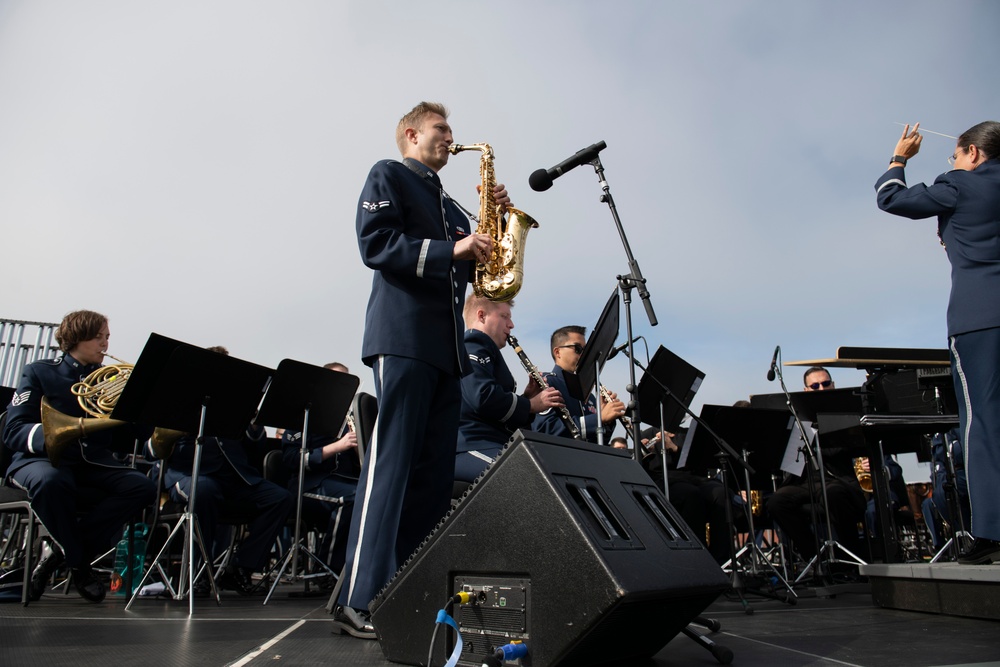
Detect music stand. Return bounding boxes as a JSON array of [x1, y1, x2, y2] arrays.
[[118, 334, 272, 615], [254, 359, 359, 604], [633, 345, 705, 494], [564, 289, 619, 402], [1, 385, 14, 410], [684, 405, 797, 601], [751, 384, 868, 582]]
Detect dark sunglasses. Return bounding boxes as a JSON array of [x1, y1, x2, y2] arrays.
[[557, 343, 585, 354], [808, 380, 833, 390]]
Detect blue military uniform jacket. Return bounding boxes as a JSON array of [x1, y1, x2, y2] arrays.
[[163, 425, 268, 487], [3, 355, 138, 477], [457, 330, 533, 452], [531, 365, 615, 443], [357, 157, 475, 377], [876, 160, 1000, 337], [281, 428, 361, 491]]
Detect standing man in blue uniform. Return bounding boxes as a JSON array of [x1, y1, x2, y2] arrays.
[[333, 101, 510, 638], [454, 295, 564, 484], [531, 325, 625, 443], [876, 121, 1000, 564], [3, 310, 157, 602]]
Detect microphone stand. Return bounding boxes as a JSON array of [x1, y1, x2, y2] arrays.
[[587, 155, 656, 456]]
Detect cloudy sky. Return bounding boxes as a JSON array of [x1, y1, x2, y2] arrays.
[[2, 1, 998, 475]]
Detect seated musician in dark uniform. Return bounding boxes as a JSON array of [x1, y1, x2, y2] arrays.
[[922, 429, 971, 549], [3, 309, 157, 602], [280, 362, 359, 574], [531, 325, 625, 443], [159, 346, 293, 595], [639, 427, 734, 565], [454, 295, 563, 485], [765, 367, 867, 565]]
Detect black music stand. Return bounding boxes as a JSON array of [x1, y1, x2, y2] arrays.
[[751, 384, 868, 583], [118, 334, 272, 615], [254, 359, 359, 604], [685, 405, 797, 602], [564, 289, 620, 443], [1, 386, 14, 410]]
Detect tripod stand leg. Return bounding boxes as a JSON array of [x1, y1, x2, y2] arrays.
[[681, 626, 734, 664]]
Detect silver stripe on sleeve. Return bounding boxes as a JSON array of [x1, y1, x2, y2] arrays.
[[500, 395, 518, 423], [876, 178, 906, 194], [416, 239, 430, 278], [28, 423, 43, 454]]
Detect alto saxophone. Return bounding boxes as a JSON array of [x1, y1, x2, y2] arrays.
[[507, 335, 581, 439], [448, 143, 538, 302]]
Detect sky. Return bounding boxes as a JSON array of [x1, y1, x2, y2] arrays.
[[2, 1, 998, 479]]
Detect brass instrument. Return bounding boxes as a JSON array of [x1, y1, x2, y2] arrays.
[[41, 353, 183, 464], [750, 490, 763, 517], [854, 457, 873, 493], [599, 384, 633, 434], [448, 143, 538, 302], [42, 353, 133, 466], [507, 334, 581, 439]]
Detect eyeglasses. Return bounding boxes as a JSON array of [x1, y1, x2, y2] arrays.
[[556, 343, 585, 354], [807, 380, 833, 390], [948, 153, 957, 166]]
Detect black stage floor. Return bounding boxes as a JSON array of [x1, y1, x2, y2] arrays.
[[1, 579, 998, 667]]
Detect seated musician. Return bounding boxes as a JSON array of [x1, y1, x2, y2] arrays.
[[531, 325, 625, 443], [279, 362, 359, 574], [455, 296, 563, 484], [159, 346, 293, 595], [2, 310, 157, 602], [862, 455, 912, 538], [639, 426, 734, 565], [765, 367, 867, 565]]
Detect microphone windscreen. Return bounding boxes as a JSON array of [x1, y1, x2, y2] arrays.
[[528, 169, 553, 192]]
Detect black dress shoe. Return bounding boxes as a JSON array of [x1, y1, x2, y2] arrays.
[[29, 543, 64, 602], [218, 564, 254, 596], [958, 537, 1000, 565], [71, 566, 106, 603], [332, 605, 376, 640]]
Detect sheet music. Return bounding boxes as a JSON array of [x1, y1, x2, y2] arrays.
[[678, 420, 697, 469], [780, 419, 811, 477]]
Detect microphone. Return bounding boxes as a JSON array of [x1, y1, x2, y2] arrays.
[[528, 140, 607, 191], [607, 336, 640, 361], [766, 345, 780, 382]]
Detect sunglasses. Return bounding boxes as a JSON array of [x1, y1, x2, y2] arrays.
[[556, 343, 585, 354], [808, 380, 833, 390]]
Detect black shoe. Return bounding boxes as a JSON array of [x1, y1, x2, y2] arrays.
[[29, 543, 64, 602], [218, 564, 254, 596], [332, 605, 376, 640], [958, 537, 1000, 565], [71, 566, 106, 603]]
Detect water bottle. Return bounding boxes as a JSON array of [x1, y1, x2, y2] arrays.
[[110, 524, 148, 596]]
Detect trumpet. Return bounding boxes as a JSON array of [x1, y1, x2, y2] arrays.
[[507, 334, 581, 439], [854, 457, 873, 493]]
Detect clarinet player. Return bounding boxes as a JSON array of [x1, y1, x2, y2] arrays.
[[454, 295, 564, 485]]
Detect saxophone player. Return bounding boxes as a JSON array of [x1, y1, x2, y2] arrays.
[[333, 102, 511, 639], [531, 325, 626, 443], [454, 295, 564, 485]]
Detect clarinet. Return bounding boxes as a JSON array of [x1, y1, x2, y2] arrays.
[[507, 334, 582, 440], [599, 384, 634, 434]]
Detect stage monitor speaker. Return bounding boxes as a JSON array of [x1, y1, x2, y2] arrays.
[[369, 430, 730, 667]]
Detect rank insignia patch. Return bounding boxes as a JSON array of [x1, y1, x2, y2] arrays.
[[362, 200, 391, 212]]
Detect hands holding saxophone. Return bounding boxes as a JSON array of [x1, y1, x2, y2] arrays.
[[452, 182, 510, 263]]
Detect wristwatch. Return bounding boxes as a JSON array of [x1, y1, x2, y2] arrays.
[[891, 155, 908, 166]]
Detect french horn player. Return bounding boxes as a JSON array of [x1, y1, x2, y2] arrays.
[[2, 310, 157, 603]]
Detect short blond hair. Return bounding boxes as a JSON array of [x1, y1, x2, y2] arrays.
[[395, 101, 449, 156], [463, 294, 514, 329]]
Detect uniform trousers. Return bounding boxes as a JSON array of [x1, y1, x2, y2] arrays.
[[951, 327, 1000, 542], [454, 446, 502, 485], [339, 355, 461, 611], [11, 461, 156, 568], [167, 468, 293, 571], [766, 480, 866, 560]]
